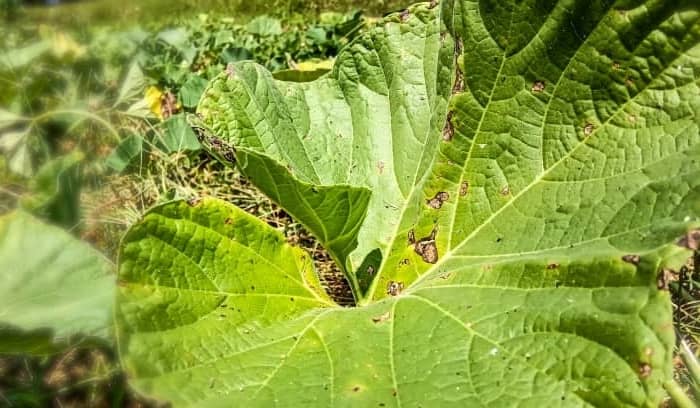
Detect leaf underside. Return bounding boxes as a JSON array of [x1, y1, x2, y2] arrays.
[[118, 0, 700, 406]]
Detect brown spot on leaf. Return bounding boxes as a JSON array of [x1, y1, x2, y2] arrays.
[[187, 197, 202, 207], [625, 78, 634, 87], [192, 125, 208, 143], [460, 181, 469, 196], [208, 137, 237, 164], [547, 263, 559, 270], [627, 114, 637, 124], [224, 218, 233, 225], [387, 281, 404, 296], [366, 265, 375, 276], [531, 80, 545, 93], [377, 161, 385, 175], [222, 149, 236, 163], [638, 363, 651, 378], [225, 63, 236, 77], [622, 254, 641, 265], [500, 185, 510, 196], [677, 230, 700, 250], [399, 258, 410, 266], [372, 312, 391, 324], [399, 9, 410, 22], [583, 123, 595, 137], [429, 0, 439, 8], [443, 111, 454, 141], [657, 268, 674, 290], [439, 273, 451, 280], [209, 136, 224, 148], [427, 191, 450, 209], [612, 62, 621, 71], [408, 229, 416, 245], [353, 386, 361, 392], [415, 234, 438, 264], [453, 67, 464, 94]]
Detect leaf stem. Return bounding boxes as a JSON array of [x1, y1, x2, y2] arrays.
[[665, 380, 695, 408], [31, 109, 121, 143], [678, 334, 700, 400]]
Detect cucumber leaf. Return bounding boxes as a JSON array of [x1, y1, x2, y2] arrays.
[[119, 0, 700, 405]]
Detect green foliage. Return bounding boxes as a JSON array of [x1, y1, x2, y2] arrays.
[[20, 151, 83, 228], [0, 0, 20, 21], [138, 12, 365, 92], [117, 0, 700, 406], [0, 211, 115, 354]]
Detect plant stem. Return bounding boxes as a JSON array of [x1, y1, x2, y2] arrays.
[[679, 335, 700, 400], [665, 380, 696, 408]]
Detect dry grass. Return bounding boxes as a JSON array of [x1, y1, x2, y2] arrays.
[[81, 150, 356, 305]]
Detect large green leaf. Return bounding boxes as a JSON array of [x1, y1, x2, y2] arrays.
[[197, 0, 700, 302], [119, 198, 682, 406], [118, 0, 700, 405], [0, 212, 115, 353]]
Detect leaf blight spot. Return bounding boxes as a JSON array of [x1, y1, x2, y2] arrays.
[[443, 111, 455, 141], [531, 80, 545, 93], [426, 191, 450, 209], [460, 181, 469, 196], [622, 254, 641, 265], [414, 228, 439, 264], [371, 311, 391, 324], [386, 281, 404, 296]]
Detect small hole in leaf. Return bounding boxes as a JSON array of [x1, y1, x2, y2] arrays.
[[531, 80, 545, 93], [622, 254, 640, 265]]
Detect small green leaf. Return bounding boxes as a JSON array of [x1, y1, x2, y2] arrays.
[[0, 108, 25, 130], [21, 152, 84, 228], [0, 129, 32, 177], [179, 74, 209, 109], [221, 47, 254, 64], [114, 61, 146, 107], [0, 40, 50, 71], [159, 114, 201, 153], [0, 212, 115, 354], [106, 134, 144, 172], [306, 27, 329, 44], [246, 15, 283, 36]]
